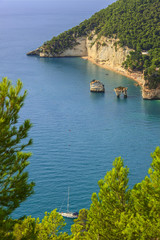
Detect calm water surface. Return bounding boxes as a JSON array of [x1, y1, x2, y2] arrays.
[[0, 1, 160, 231]]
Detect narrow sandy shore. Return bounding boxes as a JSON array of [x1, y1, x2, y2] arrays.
[[82, 56, 144, 86]]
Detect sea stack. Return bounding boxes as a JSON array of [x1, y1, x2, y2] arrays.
[[114, 86, 128, 98], [90, 80, 105, 92]]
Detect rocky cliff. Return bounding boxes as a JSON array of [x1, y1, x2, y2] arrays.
[[86, 35, 144, 85], [27, 0, 160, 100], [27, 37, 87, 57], [27, 36, 160, 99], [142, 85, 160, 99]]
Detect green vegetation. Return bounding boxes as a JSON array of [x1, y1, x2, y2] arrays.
[[13, 210, 70, 240], [41, 8, 106, 55], [2, 145, 160, 239], [1, 78, 160, 238], [73, 147, 160, 239], [0, 78, 34, 239], [42, 0, 160, 88]]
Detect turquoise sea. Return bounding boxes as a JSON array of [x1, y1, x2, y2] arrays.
[[1, 0, 160, 231]]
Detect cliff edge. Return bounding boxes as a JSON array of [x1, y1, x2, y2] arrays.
[[27, 36, 151, 98], [27, 0, 160, 99]]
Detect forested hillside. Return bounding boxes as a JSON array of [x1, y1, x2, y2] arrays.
[[42, 0, 160, 88]]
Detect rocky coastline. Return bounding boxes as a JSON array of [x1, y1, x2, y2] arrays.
[[27, 36, 160, 100]]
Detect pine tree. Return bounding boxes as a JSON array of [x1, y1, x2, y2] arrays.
[[37, 209, 70, 240], [71, 209, 88, 239], [13, 210, 70, 240], [87, 157, 130, 240], [0, 78, 35, 228], [123, 147, 160, 239], [13, 216, 38, 240]]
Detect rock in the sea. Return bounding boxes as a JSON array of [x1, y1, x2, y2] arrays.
[[90, 80, 105, 92], [114, 86, 128, 98], [27, 48, 41, 56], [142, 87, 160, 100]]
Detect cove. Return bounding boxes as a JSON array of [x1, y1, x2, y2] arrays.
[[0, 4, 160, 231]]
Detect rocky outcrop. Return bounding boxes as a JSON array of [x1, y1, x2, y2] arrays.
[[142, 86, 160, 100], [87, 36, 130, 71], [114, 87, 128, 98], [59, 37, 87, 57], [27, 48, 41, 56], [27, 35, 160, 99], [86, 36, 144, 86], [27, 37, 87, 57], [90, 80, 105, 92], [27, 35, 142, 82]]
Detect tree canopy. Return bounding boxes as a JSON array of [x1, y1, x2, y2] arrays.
[[42, 0, 160, 88], [71, 148, 160, 239], [13, 209, 70, 240], [1, 79, 160, 239], [0, 78, 34, 237], [10, 147, 160, 240]]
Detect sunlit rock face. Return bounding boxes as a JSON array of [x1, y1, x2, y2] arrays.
[[90, 80, 105, 92], [27, 35, 160, 100], [114, 86, 128, 98], [142, 86, 160, 100]]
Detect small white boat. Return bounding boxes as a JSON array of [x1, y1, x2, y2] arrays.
[[59, 187, 78, 219], [60, 212, 78, 219]]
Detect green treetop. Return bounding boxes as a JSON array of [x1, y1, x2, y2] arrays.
[[8, 147, 160, 239], [71, 209, 88, 239], [13, 209, 70, 240], [0, 78, 35, 232], [86, 157, 130, 240], [122, 147, 160, 239], [41, 0, 160, 87]]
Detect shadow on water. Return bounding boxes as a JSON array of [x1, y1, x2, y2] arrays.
[[115, 97, 128, 102], [90, 92, 105, 101], [142, 100, 160, 117], [113, 98, 129, 108]]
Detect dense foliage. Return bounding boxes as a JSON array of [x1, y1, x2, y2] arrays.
[[73, 147, 160, 239], [4, 147, 160, 239], [41, 8, 106, 55], [42, 0, 160, 88], [13, 210, 70, 240], [0, 78, 34, 239]]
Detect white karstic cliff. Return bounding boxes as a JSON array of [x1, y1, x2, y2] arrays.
[[27, 35, 160, 99]]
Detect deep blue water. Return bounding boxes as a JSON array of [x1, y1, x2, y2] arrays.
[[1, 0, 160, 232]]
